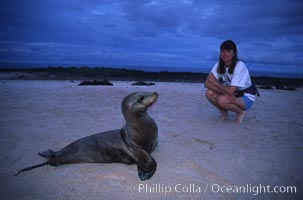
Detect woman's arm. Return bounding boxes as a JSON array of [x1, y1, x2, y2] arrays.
[[205, 73, 222, 93], [205, 73, 238, 96]]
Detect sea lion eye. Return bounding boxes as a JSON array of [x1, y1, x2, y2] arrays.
[[137, 96, 145, 103]]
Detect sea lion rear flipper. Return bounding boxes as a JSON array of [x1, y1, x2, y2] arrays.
[[15, 161, 49, 176], [39, 149, 56, 158], [134, 149, 157, 181]]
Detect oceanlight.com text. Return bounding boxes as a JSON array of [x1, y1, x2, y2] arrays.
[[138, 183, 297, 196], [209, 183, 297, 196]]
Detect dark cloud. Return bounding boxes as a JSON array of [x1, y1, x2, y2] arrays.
[[0, 0, 302, 75]]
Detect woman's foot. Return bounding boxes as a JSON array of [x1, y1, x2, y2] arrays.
[[219, 111, 228, 122], [236, 111, 246, 123]]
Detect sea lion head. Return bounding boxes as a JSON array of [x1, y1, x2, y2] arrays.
[[122, 92, 158, 117]]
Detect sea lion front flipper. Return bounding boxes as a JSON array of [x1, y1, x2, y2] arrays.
[[134, 149, 157, 181], [137, 156, 157, 181]]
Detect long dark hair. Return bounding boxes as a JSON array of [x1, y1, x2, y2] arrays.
[[217, 40, 239, 74]]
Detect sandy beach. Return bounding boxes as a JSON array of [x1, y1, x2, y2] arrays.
[[0, 80, 302, 200]]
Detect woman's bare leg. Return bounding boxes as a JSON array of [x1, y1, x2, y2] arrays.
[[217, 95, 247, 123], [205, 90, 228, 121]]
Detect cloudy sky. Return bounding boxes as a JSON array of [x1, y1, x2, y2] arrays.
[[1, 0, 303, 76]]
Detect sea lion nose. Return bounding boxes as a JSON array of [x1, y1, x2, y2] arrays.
[[153, 92, 158, 96]]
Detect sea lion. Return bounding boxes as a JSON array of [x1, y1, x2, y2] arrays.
[[15, 92, 159, 181]]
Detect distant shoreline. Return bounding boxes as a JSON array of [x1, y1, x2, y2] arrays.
[[1, 67, 303, 88], [0, 62, 302, 79]]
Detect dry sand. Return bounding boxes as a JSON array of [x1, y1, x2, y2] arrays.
[[0, 80, 302, 200]]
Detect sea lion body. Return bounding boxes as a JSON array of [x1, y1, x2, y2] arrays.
[[16, 92, 158, 180], [46, 130, 135, 164]]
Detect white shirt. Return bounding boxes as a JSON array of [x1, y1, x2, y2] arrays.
[[210, 61, 256, 101]]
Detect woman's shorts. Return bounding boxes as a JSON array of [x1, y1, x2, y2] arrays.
[[243, 96, 254, 110]]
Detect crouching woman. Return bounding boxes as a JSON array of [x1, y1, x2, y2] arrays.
[[205, 40, 258, 123]]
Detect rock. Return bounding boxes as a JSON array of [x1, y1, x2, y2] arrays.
[[131, 81, 155, 86], [274, 85, 296, 90], [78, 80, 113, 86], [258, 85, 274, 90]]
